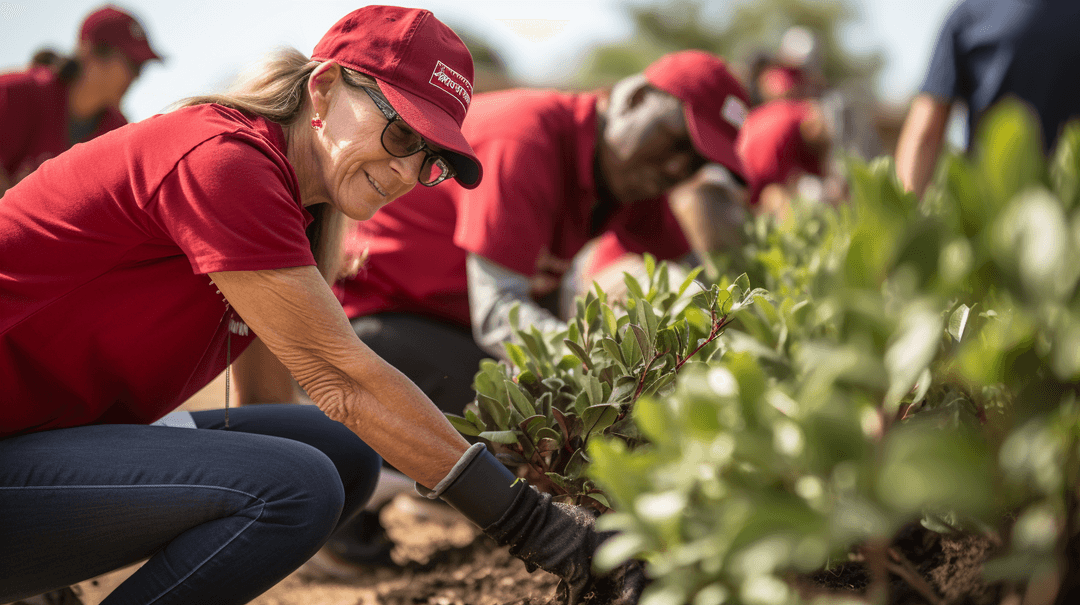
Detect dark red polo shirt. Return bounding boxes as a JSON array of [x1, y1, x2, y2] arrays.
[[0, 66, 127, 183], [0, 104, 315, 436], [336, 89, 689, 326]]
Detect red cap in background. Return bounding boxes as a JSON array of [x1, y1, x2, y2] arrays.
[[312, 6, 482, 188], [759, 65, 806, 101], [80, 5, 161, 67], [644, 50, 750, 182]]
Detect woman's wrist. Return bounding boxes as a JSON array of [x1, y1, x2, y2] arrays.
[[415, 443, 524, 528]]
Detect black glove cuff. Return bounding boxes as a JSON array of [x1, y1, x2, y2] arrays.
[[417, 443, 524, 528]]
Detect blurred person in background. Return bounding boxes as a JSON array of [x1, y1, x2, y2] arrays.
[[895, 0, 1080, 198], [733, 26, 842, 219], [0, 5, 161, 196], [736, 90, 835, 218], [0, 6, 643, 605]]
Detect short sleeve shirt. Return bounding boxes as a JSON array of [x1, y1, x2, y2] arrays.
[[335, 89, 689, 326], [0, 66, 127, 182], [921, 0, 1080, 150], [0, 104, 315, 436], [736, 99, 825, 204]]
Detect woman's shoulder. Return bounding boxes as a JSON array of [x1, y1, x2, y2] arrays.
[[134, 104, 288, 163]]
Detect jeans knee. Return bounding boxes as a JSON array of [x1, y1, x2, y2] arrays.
[[266, 441, 347, 541]]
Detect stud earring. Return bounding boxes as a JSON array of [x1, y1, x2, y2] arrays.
[[311, 113, 324, 130]]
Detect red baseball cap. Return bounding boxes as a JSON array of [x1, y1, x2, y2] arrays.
[[312, 6, 483, 188], [79, 6, 161, 67], [644, 50, 750, 181], [759, 65, 806, 100]]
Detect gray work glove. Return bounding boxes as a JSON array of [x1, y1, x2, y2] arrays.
[[482, 484, 646, 605]]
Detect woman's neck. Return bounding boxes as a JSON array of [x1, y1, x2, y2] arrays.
[[284, 118, 329, 208]]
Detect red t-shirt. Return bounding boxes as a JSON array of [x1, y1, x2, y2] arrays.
[[0, 66, 127, 183], [335, 89, 689, 326], [0, 104, 315, 437], [736, 99, 825, 204]]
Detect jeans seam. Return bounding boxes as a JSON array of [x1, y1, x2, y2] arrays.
[[144, 499, 267, 605], [2, 484, 268, 604]]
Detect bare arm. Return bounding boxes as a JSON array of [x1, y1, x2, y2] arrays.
[[210, 265, 469, 488], [668, 166, 750, 268], [230, 337, 300, 405], [895, 93, 951, 198]]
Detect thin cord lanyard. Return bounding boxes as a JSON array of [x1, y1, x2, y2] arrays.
[[224, 328, 231, 429]]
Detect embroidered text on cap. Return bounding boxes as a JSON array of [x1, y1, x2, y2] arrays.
[[429, 61, 473, 112]]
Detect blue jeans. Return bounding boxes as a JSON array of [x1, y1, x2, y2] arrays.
[[0, 404, 381, 604]]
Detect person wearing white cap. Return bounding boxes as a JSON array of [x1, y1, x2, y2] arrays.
[[0, 6, 642, 605]]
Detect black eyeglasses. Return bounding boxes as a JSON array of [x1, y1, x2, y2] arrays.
[[362, 87, 455, 187]]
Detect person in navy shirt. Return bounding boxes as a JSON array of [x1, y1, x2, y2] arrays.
[[896, 0, 1080, 197]]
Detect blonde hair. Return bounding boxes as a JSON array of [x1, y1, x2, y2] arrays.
[[176, 47, 378, 283]]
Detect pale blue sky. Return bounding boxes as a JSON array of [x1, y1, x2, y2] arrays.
[[0, 0, 960, 122]]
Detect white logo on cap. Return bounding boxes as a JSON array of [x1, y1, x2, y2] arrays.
[[429, 61, 473, 112], [721, 95, 748, 129]]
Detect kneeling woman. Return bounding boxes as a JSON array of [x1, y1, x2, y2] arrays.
[[0, 6, 640, 605]]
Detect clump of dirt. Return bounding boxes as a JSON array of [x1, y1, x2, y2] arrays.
[[801, 522, 1007, 605]]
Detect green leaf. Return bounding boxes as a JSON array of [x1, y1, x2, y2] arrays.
[[508, 302, 521, 331], [584, 373, 603, 406], [630, 323, 654, 360], [948, 304, 971, 343], [623, 272, 646, 300], [564, 339, 593, 370], [464, 408, 486, 432], [621, 325, 642, 366], [520, 414, 546, 437], [585, 297, 601, 329], [602, 304, 620, 337], [610, 375, 638, 402], [505, 378, 535, 417], [677, 268, 705, 297], [600, 337, 626, 367], [563, 449, 587, 479], [536, 426, 563, 446], [885, 301, 945, 411], [446, 413, 483, 437], [479, 430, 519, 444], [641, 371, 677, 398], [504, 342, 529, 370], [583, 403, 620, 437], [476, 393, 509, 428]]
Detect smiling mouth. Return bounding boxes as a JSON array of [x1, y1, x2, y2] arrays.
[[366, 173, 387, 197]]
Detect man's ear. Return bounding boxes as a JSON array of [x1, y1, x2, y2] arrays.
[[308, 61, 341, 118], [623, 80, 652, 113]]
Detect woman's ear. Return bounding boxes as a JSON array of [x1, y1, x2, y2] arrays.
[[308, 61, 341, 118]]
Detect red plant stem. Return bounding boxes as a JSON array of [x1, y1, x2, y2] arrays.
[[675, 314, 732, 372]]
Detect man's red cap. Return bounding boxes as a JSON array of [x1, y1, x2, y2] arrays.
[[644, 50, 750, 181], [79, 5, 161, 67], [759, 65, 806, 100], [312, 6, 483, 188]]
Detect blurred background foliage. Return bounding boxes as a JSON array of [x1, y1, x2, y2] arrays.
[[576, 0, 882, 90]]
